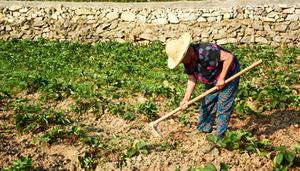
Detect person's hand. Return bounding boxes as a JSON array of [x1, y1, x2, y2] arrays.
[[216, 78, 225, 90], [180, 99, 189, 110]]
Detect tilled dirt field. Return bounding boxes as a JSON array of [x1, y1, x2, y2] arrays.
[[0, 102, 299, 170]]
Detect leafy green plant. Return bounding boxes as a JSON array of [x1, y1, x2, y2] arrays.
[[3, 156, 34, 171], [126, 140, 149, 157], [118, 140, 149, 167], [82, 136, 103, 148], [294, 141, 300, 154], [40, 127, 65, 143], [272, 146, 296, 171], [206, 130, 271, 154], [79, 152, 97, 171], [108, 102, 136, 121], [189, 163, 217, 171], [137, 101, 159, 121]]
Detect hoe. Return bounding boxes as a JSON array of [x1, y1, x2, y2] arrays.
[[150, 60, 262, 138]]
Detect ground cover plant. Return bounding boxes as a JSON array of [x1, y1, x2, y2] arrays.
[[0, 39, 299, 170]]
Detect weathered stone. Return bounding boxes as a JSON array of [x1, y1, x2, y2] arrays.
[[168, 12, 179, 24], [289, 22, 300, 31], [286, 14, 299, 21], [282, 7, 295, 14], [255, 37, 268, 44], [139, 33, 154, 41], [266, 12, 279, 18], [207, 17, 216, 22], [43, 27, 50, 32], [296, 9, 300, 15], [11, 31, 24, 39], [252, 21, 263, 30], [278, 4, 289, 9], [121, 12, 135, 22], [152, 18, 168, 25], [262, 17, 275, 22], [273, 6, 282, 13], [49, 13, 56, 20], [256, 31, 266, 36], [9, 5, 22, 11], [273, 36, 281, 43], [75, 8, 93, 15], [275, 24, 287, 32], [5, 25, 12, 31], [223, 13, 232, 19], [21, 25, 30, 31], [266, 7, 273, 13], [137, 15, 147, 23], [197, 17, 207, 22], [201, 31, 210, 38], [241, 36, 255, 43], [87, 15, 94, 20], [264, 24, 275, 36], [33, 20, 46, 27], [217, 38, 237, 44], [13, 12, 21, 17], [106, 12, 119, 20], [19, 8, 28, 13]]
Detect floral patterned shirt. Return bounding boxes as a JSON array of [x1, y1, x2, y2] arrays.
[[184, 43, 237, 85]]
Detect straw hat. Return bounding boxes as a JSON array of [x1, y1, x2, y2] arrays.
[[165, 33, 192, 69]]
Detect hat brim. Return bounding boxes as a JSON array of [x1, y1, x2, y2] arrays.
[[167, 34, 191, 69]]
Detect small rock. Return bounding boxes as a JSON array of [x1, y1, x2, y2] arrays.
[[168, 12, 179, 24], [87, 15, 94, 20], [33, 20, 46, 27], [207, 17, 216, 22], [152, 18, 168, 25], [75, 8, 92, 15], [278, 4, 289, 9], [252, 21, 263, 30], [197, 17, 207, 22], [244, 27, 255, 35], [137, 15, 147, 24], [273, 36, 281, 43], [282, 7, 295, 14], [121, 11, 135, 22], [217, 38, 237, 44], [255, 37, 268, 44], [139, 33, 154, 41], [241, 36, 255, 43], [267, 11, 278, 18], [9, 5, 22, 11], [51, 13, 58, 20], [286, 14, 299, 21], [106, 12, 119, 20], [19, 8, 28, 13], [223, 13, 232, 19], [209, 147, 220, 157], [275, 24, 287, 32]]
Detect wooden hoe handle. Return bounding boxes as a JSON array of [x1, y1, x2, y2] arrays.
[[152, 60, 262, 125]]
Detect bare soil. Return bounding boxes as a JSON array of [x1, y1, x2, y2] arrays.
[[0, 96, 299, 170]]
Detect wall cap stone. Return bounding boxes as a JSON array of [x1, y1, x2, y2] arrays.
[[0, 0, 299, 9]]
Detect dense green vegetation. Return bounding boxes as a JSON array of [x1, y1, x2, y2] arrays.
[[207, 131, 300, 171], [0, 39, 299, 170]]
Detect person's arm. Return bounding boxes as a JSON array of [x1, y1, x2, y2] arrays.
[[180, 74, 196, 110], [216, 50, 234, 90]]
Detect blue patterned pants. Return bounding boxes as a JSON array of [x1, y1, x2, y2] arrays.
[[197, 61, 240, 138]]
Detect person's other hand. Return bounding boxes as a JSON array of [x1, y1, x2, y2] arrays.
[[180, 99, 188, 110], [216, 78, 225, 90]]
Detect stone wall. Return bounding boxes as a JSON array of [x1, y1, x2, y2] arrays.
[[0, 1, 299, 46]]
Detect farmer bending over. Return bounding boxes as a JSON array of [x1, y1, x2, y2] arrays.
[[165, 33, 240, 139]]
